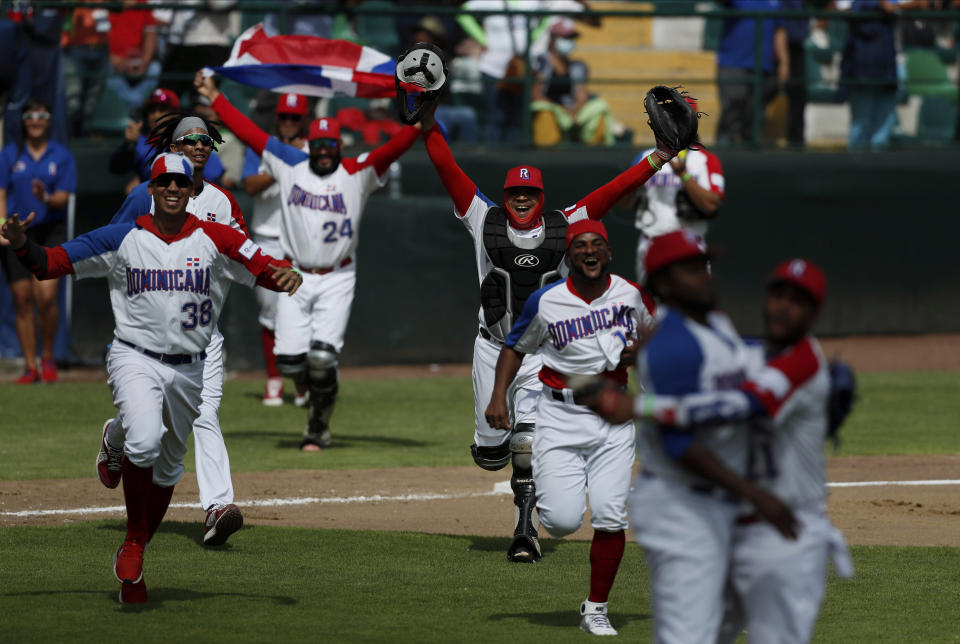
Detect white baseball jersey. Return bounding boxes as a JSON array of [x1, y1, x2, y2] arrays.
[[633, 147, 725, 238], [42, 214, 282, 354], [506, 274, 656, 385], [636, 307, 753, 487], [111, 179, 247, 234], [242, 142, 310, 238]]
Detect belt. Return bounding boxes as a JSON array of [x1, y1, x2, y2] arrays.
[[117, 339, 206, 365], [288, 256, 352, 275], [478, 326, 503, 345], [640, 470, 740, 504], [547, 383, 626, 406]]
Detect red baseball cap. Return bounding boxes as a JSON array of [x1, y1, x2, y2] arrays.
[[566, 219, 608, 248], [644, 229, 708, 276], [504, 166, 544, 191], [150, 152, 193, 181], [276, 93, 308, 116], [308, 117, 341, 141], [768, 258, 827, 307], [146, 87, 180, 109]]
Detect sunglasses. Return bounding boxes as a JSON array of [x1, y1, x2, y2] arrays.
[[152, 174, 193, 189], [176, 133, 216, 148], [309, 138, 340, 151], [277, 114, 303, 122], [23, 111, 51, 121]]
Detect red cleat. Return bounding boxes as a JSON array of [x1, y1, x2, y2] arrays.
[[119, 578, 148, 604], [203, 503, 243, 546], [262, 377, 284, 407], [15, 368, 39, 384], [96, 419, 123, 489], [40, 358, 57, 383], [114, 539, 145, 584]]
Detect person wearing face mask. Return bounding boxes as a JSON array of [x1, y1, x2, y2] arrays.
[[194, 70, 422, 452], [418, 99, 674, 564], [530, 21, 615, 146], [0, 98, 77, 384]]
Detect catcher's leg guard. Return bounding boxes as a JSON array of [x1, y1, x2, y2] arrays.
[[302, 342, 338, 449], [276, 353, 308, 389], [470, 440, 511, 471], [507, 423, 541, 563]]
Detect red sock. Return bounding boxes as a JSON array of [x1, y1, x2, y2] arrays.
[[121, 457, 153, 543], [146, 483, 175, 542], [588, 529, 625, 603], [261, 326, 280, 379]]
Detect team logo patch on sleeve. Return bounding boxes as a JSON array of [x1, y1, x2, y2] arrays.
[[238, 239, 260, 260], [206, 212, 217, 222]]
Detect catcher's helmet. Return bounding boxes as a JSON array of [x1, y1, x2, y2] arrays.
[[395, 43, 448, 125]]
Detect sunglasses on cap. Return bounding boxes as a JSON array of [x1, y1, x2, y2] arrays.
[[277, 113, 303, 122], [23, 111, 51, 121], [152, 174, 193, 189], [309, 138, 340, 151], [176, 133, 216, 148]]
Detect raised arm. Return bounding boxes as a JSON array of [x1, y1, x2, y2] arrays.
[[568, 152, 669, 221], [341, 125, 420, 177], [420, 105, 478, 216], [195, 71, 270, 155]]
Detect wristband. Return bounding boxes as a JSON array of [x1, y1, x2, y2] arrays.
[[290, 267, 303, 278], [647, 155, 662, 172], [680, 172, 692, 182]]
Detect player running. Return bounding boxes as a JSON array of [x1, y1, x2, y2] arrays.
[[194, 70, 422, 451], [593, 257, 855, 644], [486, 219, 655, 635], [99, 111, 249, 547], [418, 101, 674, 563], [583, 229, 798, 643], [1, 153, 301, 604]]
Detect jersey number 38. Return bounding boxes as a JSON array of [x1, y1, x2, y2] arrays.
[[182, 299, 213, 329]]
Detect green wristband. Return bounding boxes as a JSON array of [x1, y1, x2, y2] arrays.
[[291, 267, 303, 278], [647, 155, 662, 171], [680, 172, 692, 182]]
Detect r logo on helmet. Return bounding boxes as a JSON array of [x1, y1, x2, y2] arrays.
[[520, 168, 530, 180]]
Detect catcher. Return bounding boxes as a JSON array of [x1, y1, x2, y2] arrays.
[[414, 74, 700, 563]]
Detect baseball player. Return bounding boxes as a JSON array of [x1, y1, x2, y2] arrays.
[[630, 130, 724, 283], [98, 111, 249, 547], [1, 153, 301, 604], [241, 92, 310, 407], [586, 229, 798, 644], [597, 258, 855, 643], [194, 70, 422, 451], [486, 219, 655, 636], [419, 102, 673, 563]]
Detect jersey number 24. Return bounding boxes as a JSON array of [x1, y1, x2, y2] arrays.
[[322, 219, 353, 243]]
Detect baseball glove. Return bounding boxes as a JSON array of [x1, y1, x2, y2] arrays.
[[827, 359, 857, 449], [644, 85, 701, 155]]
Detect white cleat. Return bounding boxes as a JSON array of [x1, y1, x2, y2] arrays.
[[580, 600, 618, 636], [262, 378, 284, 407]]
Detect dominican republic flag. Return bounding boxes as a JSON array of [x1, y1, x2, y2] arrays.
[[186, 257, 200, 267], [212, 24, 403, 99]]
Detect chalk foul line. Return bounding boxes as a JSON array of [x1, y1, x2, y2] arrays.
[[2, 479, 959, 519]]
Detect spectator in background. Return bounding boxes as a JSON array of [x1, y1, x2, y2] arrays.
[[838, 0, 928, 151], [62, 2, 111, 138], [409, 15, 480, 142], [108, 88, 226, 193], [458, 0, 550, 143], [781, 0, 811, 147], [241, 93, 309, 407], [264, 0, 336, 38], [530, 20, 615, 145], [715, 0, 789, 145], [105, 0, 160, 112], [3, 4, 69, 146], [0, 99, 77, 383], [154, 2, 237, 100], [0, 16, 31, 148]]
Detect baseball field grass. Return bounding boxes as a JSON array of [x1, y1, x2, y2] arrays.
[[1, 370, 959, 642]]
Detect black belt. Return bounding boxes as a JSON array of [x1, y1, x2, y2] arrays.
[[478, 326, 503, 345], [118, 339, 206, 365], [287, 256, 352, 275], [550, 388, 588, 405], [641, 470, 739, 504]]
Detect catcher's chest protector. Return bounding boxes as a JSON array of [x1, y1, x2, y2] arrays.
[[480, 207, 567, 342]]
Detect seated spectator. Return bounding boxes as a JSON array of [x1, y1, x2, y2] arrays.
[[108, 87, 226, 192], [63, 2, 111, 138], [105, 0, 161, 112], [0, 99, 77, 383], [530, 21, 615, 145], [154, 2, 237, 100]]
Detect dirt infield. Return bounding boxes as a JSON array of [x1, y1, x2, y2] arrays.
[[3, 455, 958, 547]]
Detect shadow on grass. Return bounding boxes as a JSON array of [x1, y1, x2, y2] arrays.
[[1, 587, 297, 611], [466, 535, 560, 556], [225, 430, 431, 449], [488, 609, 650, 629], [96, 521, 245, 549]]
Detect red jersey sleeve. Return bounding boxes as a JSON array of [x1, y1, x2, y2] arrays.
[[422, 125, 477, 216], [567, 153, 661, 221], [198, 220, 292, 290], [341, 126, 420, 177], [211, 93, 269, 156], [704, 150, 725, 199], [741, 338, 821, 418]]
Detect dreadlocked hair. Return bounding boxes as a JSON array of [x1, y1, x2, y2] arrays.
[[145, 111, 225, 164]]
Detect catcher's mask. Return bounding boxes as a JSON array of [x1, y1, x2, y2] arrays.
[[395, 42, 448, 125]]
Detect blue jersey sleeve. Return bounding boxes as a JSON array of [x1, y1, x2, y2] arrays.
[[202, 151, 225, 183], [241, 147, 262, 180], [110, 181, 151, 225], [134, 135, 153, 180], [476, 189, 496, 209], [264, 137, 309, 167], [62, 222, 135, 264]]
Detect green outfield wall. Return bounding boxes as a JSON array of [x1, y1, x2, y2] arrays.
[[66, 143, 959, 367]]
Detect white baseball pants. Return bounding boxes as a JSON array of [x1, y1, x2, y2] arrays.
[[471, 332, 541, 448], [253, 234, 282, 330], [274, 263, 356, 355]]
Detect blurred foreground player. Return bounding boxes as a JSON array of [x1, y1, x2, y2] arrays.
[[1, 153, 301, 603]]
